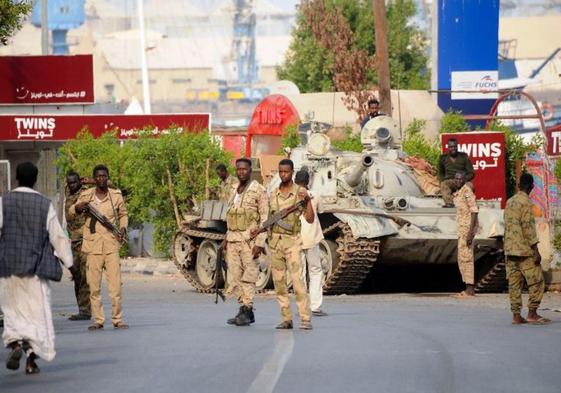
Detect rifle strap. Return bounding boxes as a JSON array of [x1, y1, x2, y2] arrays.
[[107, 190, 120, 229]]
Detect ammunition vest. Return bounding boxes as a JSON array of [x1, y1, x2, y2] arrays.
[[226, 182, 259, 231], [270, 185, 302, 235]]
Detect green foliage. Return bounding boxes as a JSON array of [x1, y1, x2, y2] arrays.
[[488, 121, 543, 197], [0, 0, 31, 45], [439, 110, 469, 134], [402, 119, 440, 167], [57, 128, 231, 255], [332, 126, 363, 153], [277, 0, 429, 92], [280, 125, 301, 153]]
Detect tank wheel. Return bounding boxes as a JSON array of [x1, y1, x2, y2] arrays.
[[319, 239, 340, 286], [255, 243, 272, 291], [173, 232, 193, 269], [195, 239, 224, 291]]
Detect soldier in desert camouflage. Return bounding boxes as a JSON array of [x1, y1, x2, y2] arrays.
[[223, 158, 268, 326], [64, 172, 91, 320], [453, 172, 478, 297]]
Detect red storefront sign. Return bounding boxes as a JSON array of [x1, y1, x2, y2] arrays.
[[246, 94, 300, 156], [0, 114, 210, 141], [0, 55, 94, 105], [441, 132, 506, 207]]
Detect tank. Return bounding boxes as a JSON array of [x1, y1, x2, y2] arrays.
[[280, 116, 505, 294]]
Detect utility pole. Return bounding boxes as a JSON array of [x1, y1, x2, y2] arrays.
[[137, 0, 151, 114], [372, 0, 392, 115], [41, 0, 49, 55]]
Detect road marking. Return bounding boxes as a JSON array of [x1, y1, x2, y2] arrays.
[[247, 331, 295, 393]]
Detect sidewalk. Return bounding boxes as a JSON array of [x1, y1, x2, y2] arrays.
[[120, 257, 180, 276]]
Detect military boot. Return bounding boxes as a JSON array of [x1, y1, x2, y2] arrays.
[[234, 305, 252, 326], [247, 305, 255, 324], [227, 306, 244, 325]]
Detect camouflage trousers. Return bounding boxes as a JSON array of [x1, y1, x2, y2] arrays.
[[506, 256, 545, 314], [440, 179, 458, 205], [226, 241, 259, 306], [270, 234, 311, 322], [457, 235, 474, 285], [71, 242, 91, 316]]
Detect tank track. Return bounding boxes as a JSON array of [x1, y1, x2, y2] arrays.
[[172, 228, 225, 294], [323, 222, 380, 295], [475, 259, 507, 293]]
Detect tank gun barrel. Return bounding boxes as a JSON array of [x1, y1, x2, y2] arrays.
[[344, 154, 374, 187]]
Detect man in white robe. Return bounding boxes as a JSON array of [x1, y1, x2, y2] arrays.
[[0, 162, 73, 374]]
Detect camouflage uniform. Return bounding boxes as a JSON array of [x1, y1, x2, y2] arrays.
[[269, 184, 311, 323], [504, 191, 544, 314], [219, 175, 239, 202], [65, 190, 91, 316], [225, 180, 269, 306], [453, 184, 478, 285]]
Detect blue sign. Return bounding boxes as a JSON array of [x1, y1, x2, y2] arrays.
[[436, 0, 500, 122]]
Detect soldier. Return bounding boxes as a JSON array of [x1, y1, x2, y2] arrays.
[[267, 159, 314, 330], [452, 172, 478, 297], [438, 138, 474, 207], [504, 173, 550, 325], [69, 165, 129, 331], [216, 163, 238, 202], [65, 172, 91, 321], [223, 158, 268, 326]]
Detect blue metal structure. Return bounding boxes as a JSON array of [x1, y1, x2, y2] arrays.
[[231, 0, 258, 85], [32, 0, 85, 54], [435, 0, 500, 123]]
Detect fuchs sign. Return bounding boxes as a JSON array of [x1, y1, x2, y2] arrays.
[[450, 71, 499, 100], [0, 114, 211, 141], [441, 132, 506, 207], [0, 55, 94, 105]]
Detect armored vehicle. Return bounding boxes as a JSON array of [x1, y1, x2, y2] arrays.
[[280, 116, 505, 294]]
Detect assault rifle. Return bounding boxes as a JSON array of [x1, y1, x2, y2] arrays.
[[87, 203, 125, 242], [214, 244, 226, 304], [250, 198, 308, 240]]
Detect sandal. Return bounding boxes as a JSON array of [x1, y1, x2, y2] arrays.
[[88, 323, 104, 331], [527, 317, 551, 325], [113, 322, 129, 329], [69, 314, 91, 321], [25, 354, 40, 375], [6, 344, 23, 370]]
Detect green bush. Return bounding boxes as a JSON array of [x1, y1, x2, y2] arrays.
[[332, 126, 363, 153], [57, 128, 231, 255], [440, 109, 469, 134], [280, 125, 300, 153], [402, 119, 440, 168]]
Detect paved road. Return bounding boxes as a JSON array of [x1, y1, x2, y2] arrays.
[[1, 274, 561, 393]]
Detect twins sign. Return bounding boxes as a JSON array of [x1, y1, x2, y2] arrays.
[[441, 132, 506, 207]]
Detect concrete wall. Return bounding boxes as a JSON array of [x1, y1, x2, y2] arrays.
[[284, 90, 444, 140]]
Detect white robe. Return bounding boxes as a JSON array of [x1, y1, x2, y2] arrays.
[[0, 187, 73, 361]]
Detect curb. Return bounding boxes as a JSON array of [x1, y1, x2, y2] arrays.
[[120, 258, 179, 276]]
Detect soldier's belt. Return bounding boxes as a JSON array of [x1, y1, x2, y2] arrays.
[[506, 255, 532, 261]]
